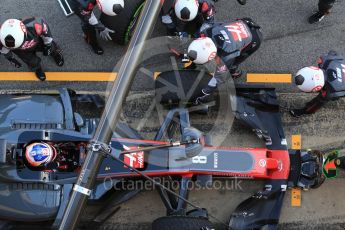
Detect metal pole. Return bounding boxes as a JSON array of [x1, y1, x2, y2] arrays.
[[58, 1, 162, 229]]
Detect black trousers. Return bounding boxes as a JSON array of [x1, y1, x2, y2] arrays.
[[13, 41, 59, 71], [82, 24, 99, 45], [319, 0, 336, 14]]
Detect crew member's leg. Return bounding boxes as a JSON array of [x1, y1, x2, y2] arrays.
[[49, 41, 64, 66], [82, 23, 104, 55], [309, 0, 336, 24], [13, 50, 46, 81]]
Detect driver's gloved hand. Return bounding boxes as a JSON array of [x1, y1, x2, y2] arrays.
[[290, 109, 306, 118], [194, 86, 216, 105]]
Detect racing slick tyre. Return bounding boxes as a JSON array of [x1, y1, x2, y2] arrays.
[[100, 0, 145, 45], [152, 216, 215, 230]]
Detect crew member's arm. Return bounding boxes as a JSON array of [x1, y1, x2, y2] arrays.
[[208, 56, 231, 87], [317, 50, 344, 69], [0, 45, 22, 68], [74, 4, 106, 31], [199, 0, 215, 23], [303, 89, 330, 114]]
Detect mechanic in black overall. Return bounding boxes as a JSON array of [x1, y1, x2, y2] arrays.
[[0, 17, 64, 81], [161, 0, 216, 38], [309, 0, 336, 24], [69, 0, 124, 55], [290, 51, 345, 117], [186, 18, 263, 105]]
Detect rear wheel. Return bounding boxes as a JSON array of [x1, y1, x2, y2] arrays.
[[100, 0, 145, 45], [152, 216, 215, 230]]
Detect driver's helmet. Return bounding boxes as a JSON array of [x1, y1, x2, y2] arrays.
[[96, 0, 124, 16], [0, 19, 26, 49], [174, 0, 199, 21], [294, 66, 325, 93], [188, 37, 217, 64], [25, 142, 57, 167]]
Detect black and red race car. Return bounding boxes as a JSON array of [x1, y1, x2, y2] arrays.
[[0, 74, 324, 229]]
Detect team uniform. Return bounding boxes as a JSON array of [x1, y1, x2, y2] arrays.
[[69, 0, 121, 54], [291, 51, 345, 116], [0, 17, 63, 81], [194, 18, 262, 104], [11, 17, 62, 70], [162, 0, 216, 37]]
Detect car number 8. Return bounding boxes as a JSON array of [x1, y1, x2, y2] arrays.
[[192, 156, 207, 164]]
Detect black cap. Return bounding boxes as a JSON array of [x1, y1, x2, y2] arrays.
[[180, 7, 191, 20], [113, 4, 123, 15], [295, 74, 305, 86]]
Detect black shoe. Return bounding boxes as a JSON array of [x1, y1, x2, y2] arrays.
[[308, 12, 325, 24], [237, 0, 246, 5], [84, 35, 104, 55], [290, 109, 305, 118], [35, 68, 46, 81], [90, 43, 104, 55], [53, 53, 64, 67]]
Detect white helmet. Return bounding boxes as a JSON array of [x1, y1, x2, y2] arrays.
[[295, 66, 325, 92], [0, 19, 26, 49], [188, 37, 217, 64], [175, 0, 199, 21], [97, 0, 124, 16]]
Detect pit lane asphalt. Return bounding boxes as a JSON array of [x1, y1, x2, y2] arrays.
[[1, 0, 345, 229], [0, 0, 345, 92]]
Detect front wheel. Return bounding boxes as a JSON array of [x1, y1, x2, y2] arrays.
[[152, 216, 215, 230]]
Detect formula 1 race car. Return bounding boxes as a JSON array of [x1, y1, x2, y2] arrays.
[[0, 70, 325, 229]]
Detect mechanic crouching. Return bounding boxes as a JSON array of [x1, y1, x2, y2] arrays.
[[0, 17, 64, 81], [290, 51, 345, 117], [161, 0, 216, 38], [69, 0, 124, 55], [187, 18, 263, 105]]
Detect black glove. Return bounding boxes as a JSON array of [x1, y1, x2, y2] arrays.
[[7, 57, 22, 68], [43, 44, 53, 56]]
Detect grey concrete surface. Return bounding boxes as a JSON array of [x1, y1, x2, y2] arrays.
[[1, 0, 345, 229]]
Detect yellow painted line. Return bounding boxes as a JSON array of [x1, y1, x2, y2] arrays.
[[291, 188, 301, 207], [153, 72, 161, 80], [292, 134, 302, 150], [0, 72, 117, 81], [247, 73, 292, 83]]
